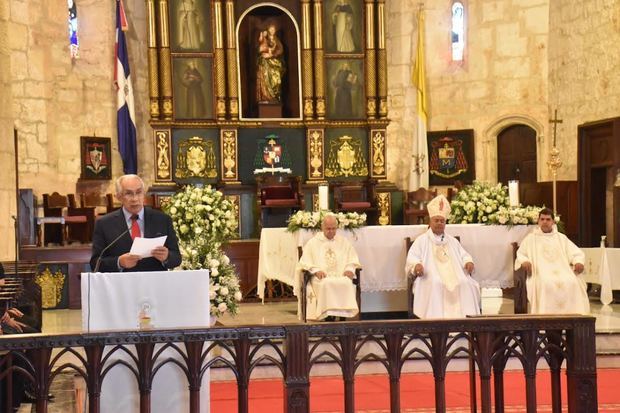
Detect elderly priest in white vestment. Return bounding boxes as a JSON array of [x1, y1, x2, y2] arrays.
[[297, 214, 361, 321], [405, 195, 481, 318], [515, 207, 590, 314]]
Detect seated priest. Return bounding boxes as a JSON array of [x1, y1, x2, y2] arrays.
[[297, 214, 361, 321], [514, 207, 590, 314], [405, 194, 481, 318]]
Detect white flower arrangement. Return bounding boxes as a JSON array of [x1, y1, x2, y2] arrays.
[[286, 210, 367, 232], [163, 185, 241, 317], [449, 181, 549, 226]]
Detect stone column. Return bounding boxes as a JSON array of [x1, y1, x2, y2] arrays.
[[157, 0, 173, 120], [145, 0, 160, 119]]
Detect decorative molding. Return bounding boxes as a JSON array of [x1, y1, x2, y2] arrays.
[[154, 129, 173, 182], [157, 0, 173, 120], [226, 194, 241, 238], [370, 129, 386, 178], [220, 129, 240, 182], [376, 192, 391, 226], [307, 129, 324, 180], [146, 0, 160, 119]]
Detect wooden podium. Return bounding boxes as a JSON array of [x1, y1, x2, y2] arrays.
[[81, 270, 211, 413]]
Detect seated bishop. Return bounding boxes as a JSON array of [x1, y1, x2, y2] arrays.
[[514, 207, 590, 314], [297, 214, 361, 321], [405, 194, 481, 318]]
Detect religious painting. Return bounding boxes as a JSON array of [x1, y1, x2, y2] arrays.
[[237, 128, 306, 184], [237, 5, 301, 119], [324, 128, 368, 178], [427, 129, 475, 185], [172, 57, 214, 120], [172, 129, 219, 185], [80, 136, 111, 180], [168, 0, 212, 53], [323, 0, 363, 54], [326, 59, 365, 120]]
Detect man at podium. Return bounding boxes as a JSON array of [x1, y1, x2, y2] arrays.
[[90, 174, 181, 272]]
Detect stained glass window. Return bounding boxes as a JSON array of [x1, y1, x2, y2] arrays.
[[451, 2, 465, 61], [68, 0, 79, 58]]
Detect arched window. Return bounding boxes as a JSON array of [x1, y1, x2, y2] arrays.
[[451, 2, 465, 61]]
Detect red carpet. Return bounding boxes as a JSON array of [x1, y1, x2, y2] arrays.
[[211, 368, 620, 412]]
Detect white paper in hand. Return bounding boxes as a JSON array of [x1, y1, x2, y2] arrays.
[[130, 236, 167, 258]]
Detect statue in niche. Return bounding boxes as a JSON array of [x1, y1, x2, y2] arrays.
[[256, 24, 286, 103], [332, 0, 355, 52], [332, 62, 358, 118], [177, 0, 204, 50], [181, 60, 205, 117]]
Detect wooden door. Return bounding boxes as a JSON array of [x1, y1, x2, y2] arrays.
[[497, 125, 537, 185]]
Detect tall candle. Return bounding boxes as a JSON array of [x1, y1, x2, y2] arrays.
[[508, 180, 519, 207], [318, 185, 329, 210]]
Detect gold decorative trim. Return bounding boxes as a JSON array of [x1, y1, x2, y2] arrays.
[[148, 48, 160, 119], [175, 137, 218, 179], [154, 129, 172, 182], [376, 192, 391, 226], [370, 129, 386, 178], [302, 1, 314, 119], [312, 193, 319, 212], [365, 1, 375, 49], [35, 267, 66, 309], [307, 129, 324, 180], [220, 129, 240, 182], [158, 0, 170, 48], [225, 194, 241, 238], [215, 49, 227, 120], [325, 135, 368, 177], [214, 1, 223, 49], [377, 0, 386, 49], [365, 48, 377, 119], [157, 0, 172, 120], [313, 1, 325, 119]]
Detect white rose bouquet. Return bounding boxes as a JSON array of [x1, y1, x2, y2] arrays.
[[163, 185, 241, 317], [286, 210, 367, 232]]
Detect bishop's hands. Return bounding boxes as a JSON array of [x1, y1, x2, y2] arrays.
[[573, 263, 584, 274], [464, 262, 474, 275], [412, 264, 424, 277]]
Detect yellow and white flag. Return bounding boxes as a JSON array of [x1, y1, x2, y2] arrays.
[[409, 8, 429, 191]]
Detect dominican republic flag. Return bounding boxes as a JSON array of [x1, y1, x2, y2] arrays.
[[115, 0, 137, 174]]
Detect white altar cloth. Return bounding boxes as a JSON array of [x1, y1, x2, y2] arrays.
[[582, 247, 620, 304], [81, 270, 210, 413], [257, 224, 534, 299]]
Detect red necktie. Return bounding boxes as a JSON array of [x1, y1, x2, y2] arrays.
[[130, 215, 140, 240]]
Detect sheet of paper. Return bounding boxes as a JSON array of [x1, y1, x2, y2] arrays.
[[129, 236, 167, 258]]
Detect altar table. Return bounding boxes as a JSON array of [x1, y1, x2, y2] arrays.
[[257, 224, 534, 300], [582, 247, 620, 304]]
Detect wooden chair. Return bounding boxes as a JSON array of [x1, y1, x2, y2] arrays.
[[105, 193, 121, 213], [256, 175, 304, 227], [80, 193, 111, 216], [298, 246, 362, 322], [512, 242, 530, 314], [331, 180, 377, 224], [42, 192, 94, 245], [446, 180, 464, 202], [403, 187, 437, 225], [405, 234, 462, 319]]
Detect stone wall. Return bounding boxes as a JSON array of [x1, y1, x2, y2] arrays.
[[548, 0, 620, 179], [386, 0, 551, 189]]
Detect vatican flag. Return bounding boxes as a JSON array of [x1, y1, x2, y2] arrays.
[[409, 8, 429, 191]]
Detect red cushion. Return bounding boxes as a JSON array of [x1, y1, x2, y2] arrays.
[[340, 202, 371, 210], [263, 187, 293, 199], [265, 199, 298, 207], [64, 215, 87, 223]]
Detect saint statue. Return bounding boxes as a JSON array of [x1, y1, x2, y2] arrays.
[[332, 0, 355, 52], [256, 24, 286, 103], [177, 0, 204, 50]]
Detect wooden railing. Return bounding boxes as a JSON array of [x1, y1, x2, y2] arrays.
[[0, 315, 597, 413]]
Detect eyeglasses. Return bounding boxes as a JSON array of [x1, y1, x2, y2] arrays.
[[122, 189, 144, 199]]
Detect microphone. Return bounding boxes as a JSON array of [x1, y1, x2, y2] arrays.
[[93, 227, 131, 273]]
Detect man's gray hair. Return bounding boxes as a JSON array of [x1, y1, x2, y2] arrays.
[[322, 213, 339, 226], [115, 174, 144, 194]]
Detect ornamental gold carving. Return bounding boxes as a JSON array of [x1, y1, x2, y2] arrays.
[[221, 130, 238, 180], [376, 192, 391, 226], [307, 129, 324, 179], [325, 135, 368, 178], [175, 137, 218, 179], [35, 267, 66, 309], [371, 130, 386, 177], [155, 130, 171, 180], [225, 194, 241, 238]]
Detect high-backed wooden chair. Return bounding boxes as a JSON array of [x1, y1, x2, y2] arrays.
[[403, 187, 437, 225], [405, 234, 463, 319], [42, 192, 93, 245], [512, 242, 530, 314], [331, 180, 377, 224], [105, 193, 121, 213], [256, 175, 304, 227], [298, 246, 362, 322], [80, 193, 110, 216], [446, 180, 464, 202]]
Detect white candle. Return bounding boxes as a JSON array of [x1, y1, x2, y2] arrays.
[[318, 185, 329, 211], [508, 180, 519, 207]]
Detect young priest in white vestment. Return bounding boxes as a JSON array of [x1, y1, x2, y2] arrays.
[[297, 214, 361, 321], [405, 194, 481, 318], [515, 208, 590, 314]]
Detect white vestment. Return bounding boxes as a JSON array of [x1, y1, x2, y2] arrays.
[[296, 233, 361, 321], [515, 227, 590, 314], [405, 229, 481, 318]]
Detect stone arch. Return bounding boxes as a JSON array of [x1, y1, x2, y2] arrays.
[[482, 115, 545, 183]]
